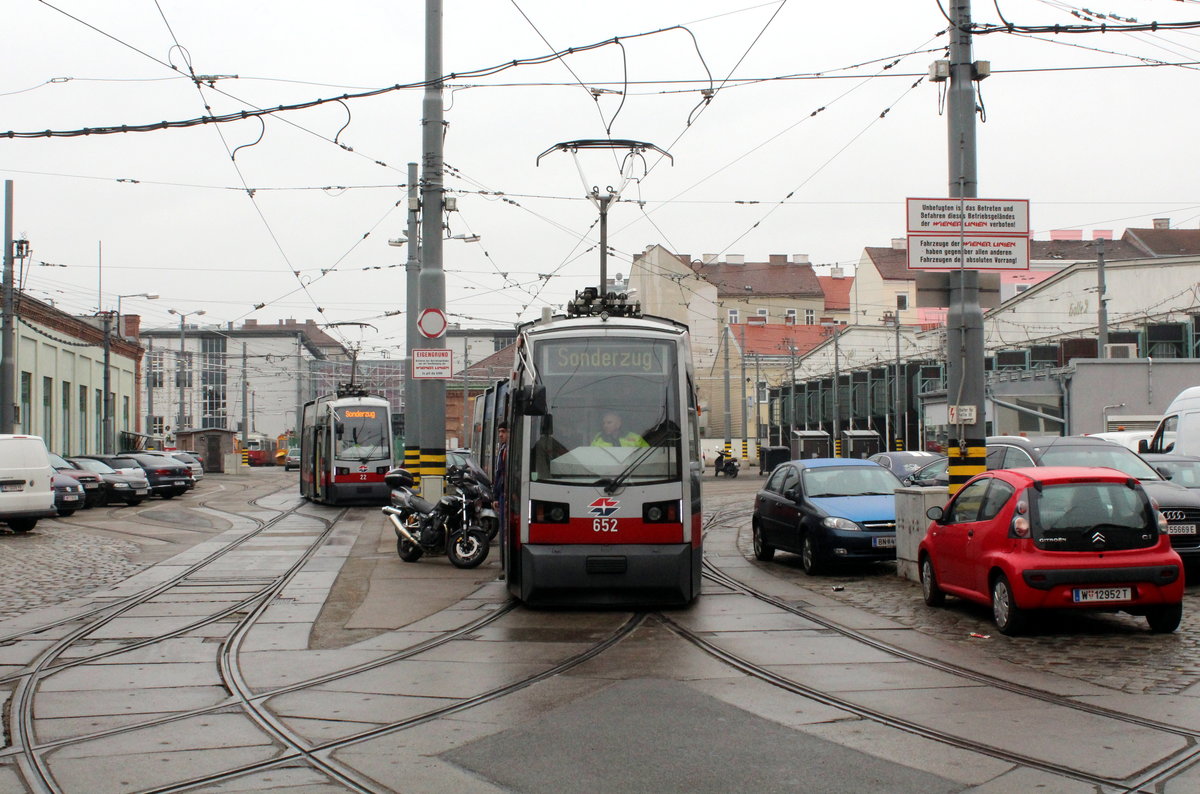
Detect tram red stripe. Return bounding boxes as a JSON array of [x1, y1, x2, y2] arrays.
[[529, 519, 684, 544]]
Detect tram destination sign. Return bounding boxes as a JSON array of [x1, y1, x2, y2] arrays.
[[906, 197, 1030, 271]]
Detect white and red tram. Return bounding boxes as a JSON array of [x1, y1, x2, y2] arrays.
[[299, 387, 393, 505], [501, 290, 703, 606]]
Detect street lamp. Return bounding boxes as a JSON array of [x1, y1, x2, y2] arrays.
[[167, 308, 205, 441], [115, 293, 158, 339]]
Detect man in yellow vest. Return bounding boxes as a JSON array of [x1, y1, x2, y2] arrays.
[[591, 411, 648, 448]]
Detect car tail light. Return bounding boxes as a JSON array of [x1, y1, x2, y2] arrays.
[[1011, 515, 1031, 538], [154, 468, 174, 476]]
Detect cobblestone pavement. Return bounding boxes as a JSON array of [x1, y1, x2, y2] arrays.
[[0, 523, 142, 621], [703, 476, 1200, 697]]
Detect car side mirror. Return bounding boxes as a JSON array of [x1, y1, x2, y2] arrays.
[[926, 505, 945, 521], [784, 486, 801, 502], [1138, 439, 1150, 453], [1156, 466, 1173, 480]]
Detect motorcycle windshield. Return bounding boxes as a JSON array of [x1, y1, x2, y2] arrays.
[[530, 337, 682, 485]]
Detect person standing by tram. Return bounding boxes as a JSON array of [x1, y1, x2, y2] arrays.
[[494, 423, 509, 563], [591, 411, 649, 448]]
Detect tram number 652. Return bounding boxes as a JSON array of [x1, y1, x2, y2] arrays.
[[593, 518, 618, 533]]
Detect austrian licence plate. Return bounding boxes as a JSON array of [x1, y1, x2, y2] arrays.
[[1167, 524, 1197, 535], [62, 494, 80, 502], [872, 536, 896, 548], [1073, 586, 1132, 603], [135, 488, 149, 495], [1, 484, 22, 492]]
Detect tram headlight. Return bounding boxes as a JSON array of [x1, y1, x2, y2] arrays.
[[643, 500, 680, 523], [532, 500, 570, 523]]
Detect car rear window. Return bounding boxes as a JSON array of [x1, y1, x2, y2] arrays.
[[1031, 482, 1157, 551]]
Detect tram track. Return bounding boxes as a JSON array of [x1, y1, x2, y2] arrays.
[[1, 494, 348, 792], [139, 610, 646, 794], [692, 527, 1200, 792]]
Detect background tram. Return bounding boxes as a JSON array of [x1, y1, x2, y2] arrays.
[[299, 387, 393, 505], [498, 291, 703, 606], [239, 433, 277, 466]]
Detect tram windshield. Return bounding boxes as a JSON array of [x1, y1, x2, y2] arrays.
[[531, 337, 681, 485], [335, 408, 390, 460]]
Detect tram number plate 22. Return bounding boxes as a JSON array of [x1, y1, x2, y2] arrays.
[[593, 518, 618, 533]]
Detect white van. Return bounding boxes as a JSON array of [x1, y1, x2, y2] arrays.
[[1143, 386, 1200, 456], [0, 434, 57, 533]]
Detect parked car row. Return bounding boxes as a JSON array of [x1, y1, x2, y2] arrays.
[[753, 435, 1196, 636], [2, 435, 208, 533]]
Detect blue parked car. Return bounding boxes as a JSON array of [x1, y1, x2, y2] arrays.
[[752, 458, 901, 574]]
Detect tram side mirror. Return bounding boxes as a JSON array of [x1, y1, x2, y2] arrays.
[[516, 384, 548, 416]]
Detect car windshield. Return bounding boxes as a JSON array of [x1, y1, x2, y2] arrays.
[[48, 452, 72, 469], [71, 458, 115, 474], [912, 458, 947, 481], [530, 337, 682, 485], [802, 466, 902, 497], [1151, 459, 1200, 487], [107, 457, 138, 469], [1037, 444, 1161, 480]]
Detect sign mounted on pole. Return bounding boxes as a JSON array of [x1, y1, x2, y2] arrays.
[[906, 198, 1030, 271], [416, 308, 448, 339], [412, 349, 453, 380]]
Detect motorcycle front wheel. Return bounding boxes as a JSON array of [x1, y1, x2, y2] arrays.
[[447, 527, 490, 569]]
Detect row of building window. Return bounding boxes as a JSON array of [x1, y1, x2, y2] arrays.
[[17, 372, 129, 455], [726, 295, 910, 325]]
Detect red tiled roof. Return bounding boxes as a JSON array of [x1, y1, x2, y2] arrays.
[[816, 275, 853, 311], [464, 343, 516, 378], [731, 323, 832, 358], [692, 259, 822, 298]]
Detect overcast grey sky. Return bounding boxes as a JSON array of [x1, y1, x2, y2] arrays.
[[4, 0, 1199, 355]]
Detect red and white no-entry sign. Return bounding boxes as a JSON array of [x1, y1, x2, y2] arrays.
[[417, 308, 448, 339]]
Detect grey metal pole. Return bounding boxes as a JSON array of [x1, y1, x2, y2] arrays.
[[146, 338, 154, 440], [789, 343, 797, 441], [404, 162, 422, 476], [894, 319, 903, 450], [241, 342, 249, 448], [739, 325, 748, 461], [832, 327, 841, 456], [722, 325, 732, 458], [1096, 238, 1109, 355], [418, 0, 447, 498], [295, 333, 303, 441], [102, 312, 113, 453], [176, 315, 186, 437], [1, 181, 14, 433], [754, 353, 761, 453], [945, 0, 985, 492]]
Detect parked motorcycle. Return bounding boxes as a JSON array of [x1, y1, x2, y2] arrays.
[[382, 466, 490, 568], [714, 452, 740, 478]]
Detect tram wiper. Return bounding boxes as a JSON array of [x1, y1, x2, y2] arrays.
[[601, 444, 658, 495]]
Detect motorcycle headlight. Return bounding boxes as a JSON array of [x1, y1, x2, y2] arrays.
[[821, 516, 861, 531]]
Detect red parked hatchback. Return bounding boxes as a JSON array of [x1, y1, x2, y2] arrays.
[[919, 466, 1184, 635]]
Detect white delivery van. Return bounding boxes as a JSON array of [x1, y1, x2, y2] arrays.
[[1143, 386, 1200, 455], [0, 434, 57, 533]]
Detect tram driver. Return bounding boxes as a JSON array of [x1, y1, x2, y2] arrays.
[[591, 411, 649, 448]]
